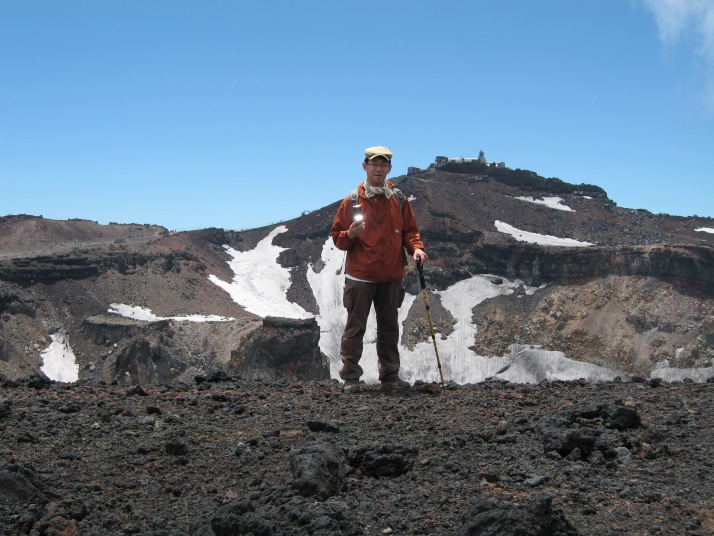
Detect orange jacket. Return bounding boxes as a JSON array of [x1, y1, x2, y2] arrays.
[[331, 181, 425, 282]]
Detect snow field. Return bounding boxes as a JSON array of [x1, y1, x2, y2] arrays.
[[208, 226, 312, 319]]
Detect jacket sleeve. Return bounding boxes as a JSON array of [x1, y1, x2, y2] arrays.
[[401, 198, 425, 255], [331, 197, 355, 251]]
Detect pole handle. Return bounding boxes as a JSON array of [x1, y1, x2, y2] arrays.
[[416, 257, 426, 289]]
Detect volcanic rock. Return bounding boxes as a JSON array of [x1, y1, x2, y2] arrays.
[[290, 442, 347, 499], [1, 377, 713, 535]]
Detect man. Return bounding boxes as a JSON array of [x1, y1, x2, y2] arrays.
[[331, 146, 427, 393]]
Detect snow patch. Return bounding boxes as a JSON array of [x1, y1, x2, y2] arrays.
[[40, 329, 79, 383], [497, 345, 617, 383], [651, 366, 714, 383], [695, 227, 714, 234], [514, 196, 574, 212], [306, 240, 348, 378], [209, 225, 311, 319], [495, 220, 594, 247], [108, 304, 233, 322]]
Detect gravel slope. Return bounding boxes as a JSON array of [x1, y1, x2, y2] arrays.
[[1, 375, 713, 535]]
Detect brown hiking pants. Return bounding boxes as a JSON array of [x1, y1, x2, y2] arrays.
[[339, 278, 405, 382]]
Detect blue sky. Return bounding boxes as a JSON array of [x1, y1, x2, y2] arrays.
[[2, 0, 713, 231]]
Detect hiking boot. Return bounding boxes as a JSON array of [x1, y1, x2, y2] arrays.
[[343, 379, 364, 393], [380, 378, 411, 391]]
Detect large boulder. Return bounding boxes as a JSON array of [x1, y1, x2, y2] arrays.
[[228, 316, 329, 381]]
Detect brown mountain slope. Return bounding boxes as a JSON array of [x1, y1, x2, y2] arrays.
[[1, 161, 713, 382]]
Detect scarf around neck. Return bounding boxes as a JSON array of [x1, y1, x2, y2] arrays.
[[363, 181, 394, 199]]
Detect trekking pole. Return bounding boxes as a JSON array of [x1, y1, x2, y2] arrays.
[[416, 258, 445, 388]]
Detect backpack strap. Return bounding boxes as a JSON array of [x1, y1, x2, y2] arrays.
[[349, 187, 404, 219], [393, 188, 405, 212]]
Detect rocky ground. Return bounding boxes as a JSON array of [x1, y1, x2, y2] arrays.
[[2, 374, 713, 536]]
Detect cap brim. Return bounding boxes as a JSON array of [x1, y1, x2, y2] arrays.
[[367, 154, 392, 162]]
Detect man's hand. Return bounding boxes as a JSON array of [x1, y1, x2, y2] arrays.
[[346, 220, 366, 239], [413, 248, 428, 264]]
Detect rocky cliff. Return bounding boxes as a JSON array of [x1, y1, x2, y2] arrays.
[[228, 317, 329, 381]]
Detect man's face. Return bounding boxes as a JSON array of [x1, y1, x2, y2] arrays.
[[362, 157, 392, 186]]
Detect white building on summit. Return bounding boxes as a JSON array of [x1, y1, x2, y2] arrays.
[[438, 150, 505, 168], [409, 151, 506, 176]]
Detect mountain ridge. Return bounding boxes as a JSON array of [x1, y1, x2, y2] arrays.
[[1, 160, 713, 384]]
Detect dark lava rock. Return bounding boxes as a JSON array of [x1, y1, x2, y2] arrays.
[[346, 444, 418, 477], [544, 427, 606, 460], [165, 439, 190, 456], [208, 500, 276, 536], [286, 501, 363, 536], [306, 420, 341, 433], [0, 465, 50, 502], [290, 443, 347, 499], [572, 403, 641, 430], [0, 399, 11, 418], [457, 495, 578, 536], [198, 370, 233, 383], [25, 373, 52, 389]]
